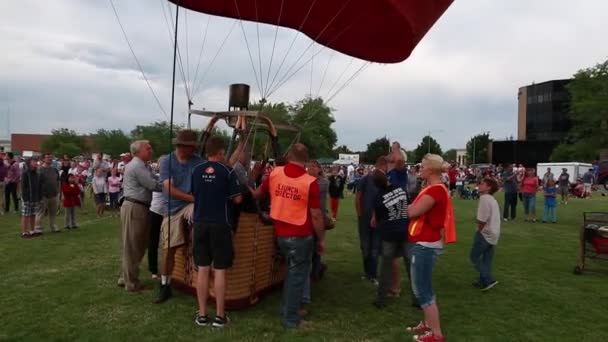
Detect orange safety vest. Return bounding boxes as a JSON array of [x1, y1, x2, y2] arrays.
[[269, 166, 316, 226], [408, 184, 457, 244]]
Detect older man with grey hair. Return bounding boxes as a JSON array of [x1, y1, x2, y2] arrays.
[[118, 140, 163, 292]]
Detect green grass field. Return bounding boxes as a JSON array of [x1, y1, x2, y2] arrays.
[[1, 192, 607, 341]]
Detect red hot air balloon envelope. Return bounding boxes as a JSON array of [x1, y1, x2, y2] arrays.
[[169, 0, 453, 64]]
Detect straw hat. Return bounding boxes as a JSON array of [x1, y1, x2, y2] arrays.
[[172, 129, 199, 146]]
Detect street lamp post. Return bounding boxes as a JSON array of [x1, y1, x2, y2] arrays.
[[426, 129, 444, 154]]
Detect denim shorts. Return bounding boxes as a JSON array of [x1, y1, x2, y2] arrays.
[[409, 244, 442, 308]]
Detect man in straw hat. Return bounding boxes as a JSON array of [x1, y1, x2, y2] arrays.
[[154, 129, 204, 303]]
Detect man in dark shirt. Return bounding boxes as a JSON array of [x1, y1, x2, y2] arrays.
[[501, 165, 518, 221], [356, 156, 388, 284], [328, 166, 346, 220], [371, 171, 410, 308], [192, 137, 242, 329], [21, 157, 42, 238], [557, 168, 570, 204], [36, 153, 61, 233]]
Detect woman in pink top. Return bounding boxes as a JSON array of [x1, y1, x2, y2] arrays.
[[520, 168, 540, 222], [107, 169, 122, 217]]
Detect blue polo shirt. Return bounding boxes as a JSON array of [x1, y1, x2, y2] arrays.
[[160, 152, 204, 215], [191, 161, 241, 227]]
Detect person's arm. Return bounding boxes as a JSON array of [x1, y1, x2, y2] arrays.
[[229, 170, 243, 204], [163, 179, 194, 202], [476, 197, 490, 230], [355, 176, 365, 217], [134, 166, 163, 192], [407, 194, 436, 219], [249, 177, 269, 200], [228, 139, 246, 167]]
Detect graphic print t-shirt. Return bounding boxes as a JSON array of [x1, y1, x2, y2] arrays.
[[374, 185, 409, 241]]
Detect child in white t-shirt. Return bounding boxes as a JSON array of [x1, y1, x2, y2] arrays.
[[470, 177, 501, 291]]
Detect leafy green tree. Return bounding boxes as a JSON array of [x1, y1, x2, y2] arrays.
[[41, 128, 86, 157], [288, 96, 337, 158], [466, 133, 491, 164], [413, 136, 443, 163], [443, 149, 457, 163], [333, 145, 353, 158], [551, 60, 608, 161], [130, 121, 183, 158], [93, 129, 131, 158], [363, 137, 390, 164]]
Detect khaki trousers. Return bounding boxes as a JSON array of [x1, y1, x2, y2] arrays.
[[36, 195, 59, 230], [118, 201, 150, 290]]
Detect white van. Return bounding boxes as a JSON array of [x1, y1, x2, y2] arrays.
[[536, 162, 593, 184]]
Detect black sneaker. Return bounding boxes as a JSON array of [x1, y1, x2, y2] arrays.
[[481, 280, 499, 292], [194, 314, 210, 327], [373, 299, 387, 309], [72, 225, 79, 229], [212, 315, 229, 328], [153, 284, 172, 304], [65, 226, 71, 230]]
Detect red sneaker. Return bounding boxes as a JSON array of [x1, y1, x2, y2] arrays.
[[413, 331, 445, 342], [406, 321, 431, 334]]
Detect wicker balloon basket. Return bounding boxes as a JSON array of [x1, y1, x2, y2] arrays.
[[171, 212, 287, 309]]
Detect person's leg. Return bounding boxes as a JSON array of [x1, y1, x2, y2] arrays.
[[277, 236, 313, 328], [522, 194, 530, 218], [122, 202, 149, 290], [503, 193, 510, 219], [196, 266, 210, 316], [208, 222, 233, 323], [480, 244, 495, 285], [530, 195, 536, 218], [4, 183, 9, 213], [214, 269, 227, 317], [510, 193, 517, 220], [35, 197, 46, 230], [12, 184, 19, 211], [405, 242, 418, 307], [369, 227, 382, 281], [376, 240, 396, 306], [70, 207, 77, 227], [410, 245, 443, 338], [551, 206, 557, 223], [148, 211, 163, 276], [0, 182, 5, 215], [543, 204, 549, 222], [48, 196, 58, 231], [358, 215, 371, 278], [390, 258, 401, 295], [469, 231, 484, 280], [330, 197, 338, 219]]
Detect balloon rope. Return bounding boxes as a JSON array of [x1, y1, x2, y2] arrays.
[[262, 0, 285, 99], [190, 16, 211, 97], [109, 0, 168, 120], [167, 1, 181, 256]]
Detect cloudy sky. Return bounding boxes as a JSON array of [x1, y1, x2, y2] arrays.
[[1, 0, 607, 152]]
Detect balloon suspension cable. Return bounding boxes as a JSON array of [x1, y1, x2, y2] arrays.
[[168, 2, 181, 254]]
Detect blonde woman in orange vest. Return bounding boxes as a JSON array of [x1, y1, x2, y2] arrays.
[[405, 154, 456, 342], [250, 144, 326, 329]]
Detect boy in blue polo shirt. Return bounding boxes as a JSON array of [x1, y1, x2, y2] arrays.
[[192, 137, 242, 328]]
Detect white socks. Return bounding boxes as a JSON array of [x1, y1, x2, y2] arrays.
[[161, 275, 171, 285]]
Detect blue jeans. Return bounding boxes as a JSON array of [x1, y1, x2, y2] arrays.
[[469, 231, 496, 286], [522, 193, 536, 216], [277, 236, 313, 328], [409, 244, 442, 308], [543, 205, 557, 223], [358, 214, 381, 279]]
